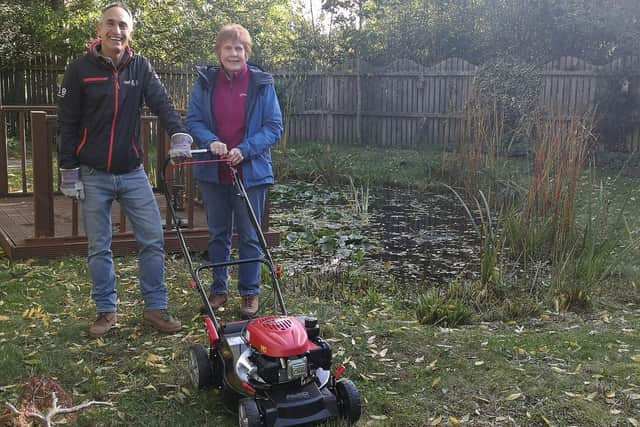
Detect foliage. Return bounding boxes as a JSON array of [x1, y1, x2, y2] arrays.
[[3, 0, 640, 72], [0, 0, 299, 70], [347, 176, 369, 216], [0, 3, 62, 68], [1, 250, 639, 425], [552, 178, 640, 311], [594, 63, 640, 152], [472, 58, 543, 151], [273, 142, 440, 188], [309, 0, 640, 68], [525, 115, 594, 256], [2, 142, 640, 424], [415, 288, 473, 327]]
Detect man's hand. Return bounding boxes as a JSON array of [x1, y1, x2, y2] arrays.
[[169, 132, 193, 161], [59, 168, 84, 200]]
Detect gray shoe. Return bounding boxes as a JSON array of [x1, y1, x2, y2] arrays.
[[143, 309, 182, 333], [200, 293, 229, 314], [240, 295, 259, 319], [89, 312, 117, 338]]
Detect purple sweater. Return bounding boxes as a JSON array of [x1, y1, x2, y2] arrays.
[[214, 64, 249, 184]]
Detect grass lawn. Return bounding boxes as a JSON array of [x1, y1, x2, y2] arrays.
[[1, 143, 640, 426]]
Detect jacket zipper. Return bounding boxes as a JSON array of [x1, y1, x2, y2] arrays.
[[106, 70, 120, 172], [75, 128, 88, 156]]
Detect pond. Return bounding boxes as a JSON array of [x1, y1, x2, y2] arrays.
[[268, 182, 481, 285]]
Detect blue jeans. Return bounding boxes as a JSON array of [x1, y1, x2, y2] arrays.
[[198, 181, 266, 296], [80, 165, 167, 313]]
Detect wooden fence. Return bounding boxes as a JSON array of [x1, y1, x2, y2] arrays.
[[2, 55, 640, 149]]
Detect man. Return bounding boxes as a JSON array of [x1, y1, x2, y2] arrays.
[[57, 2, 192, 337]]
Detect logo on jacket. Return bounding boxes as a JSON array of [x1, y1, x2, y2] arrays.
[[240, 92, 247, 97], [123, 80, 139, 87]]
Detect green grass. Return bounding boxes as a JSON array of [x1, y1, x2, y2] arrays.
[[1, 143, 640, 425], [2, 249, 639, 426]]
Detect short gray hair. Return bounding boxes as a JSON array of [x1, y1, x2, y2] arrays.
[[101, 2, 134, 25]]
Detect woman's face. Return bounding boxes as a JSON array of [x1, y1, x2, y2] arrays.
[[219, 39, 248, 74]]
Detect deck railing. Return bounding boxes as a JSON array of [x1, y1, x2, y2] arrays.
[[0, 105, 57, 196], [26, 109, 197, 239], [1, 106, 270, 242]]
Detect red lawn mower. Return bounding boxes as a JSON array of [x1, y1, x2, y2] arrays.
[[161, 153, 361, 427]]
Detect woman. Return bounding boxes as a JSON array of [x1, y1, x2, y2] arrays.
[[186, 24, 283, 318]]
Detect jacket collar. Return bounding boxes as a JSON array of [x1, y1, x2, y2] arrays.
[[88, 38, 134, 70], [195, 64, 273, 88]]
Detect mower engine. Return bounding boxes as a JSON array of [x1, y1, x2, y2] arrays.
[[242, 316, 332, 386]]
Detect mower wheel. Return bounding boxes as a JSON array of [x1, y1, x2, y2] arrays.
[[336, 379, 361, 425], [238, 398, 263, 427], [188, 344, 214, 389]]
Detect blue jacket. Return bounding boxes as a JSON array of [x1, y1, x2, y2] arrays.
[[186, 65, 283, 187]]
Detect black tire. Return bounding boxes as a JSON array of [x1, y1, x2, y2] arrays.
[[238, 398, 263, 427], [188, 344, 213, 389], [336, 379, 361, 425]]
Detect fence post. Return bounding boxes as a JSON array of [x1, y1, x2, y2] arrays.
[[325, 73, 334, 143], [31, 111, 54, 237], [0, 108, 8, 195], [356, 57, 362, 144]]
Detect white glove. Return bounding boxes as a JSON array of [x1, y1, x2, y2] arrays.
[[169, 132, 193, 161], [59, 167, 84, 200]]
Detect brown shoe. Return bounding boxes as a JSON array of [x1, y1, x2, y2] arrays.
[[200, 293, 228, 314], [240, 295, 259, 319], [143, 310, 182, 333], [89, 312, 117, 338]]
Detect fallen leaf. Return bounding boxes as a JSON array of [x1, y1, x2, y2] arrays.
[[449, 415, 460, 425], [505, 392, 522, 401], [431, 377, 441, 388], [430, 415, 443, 425], [146, 354, 162, 365], [370, 415, 388, 420]]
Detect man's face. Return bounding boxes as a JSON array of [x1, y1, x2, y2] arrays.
[[219, 40, 248, 74], [97, 6, 133, 60]]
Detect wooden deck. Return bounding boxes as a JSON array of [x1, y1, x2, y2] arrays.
[[0, 108, 278, 260], [0, 193, 279, 260]]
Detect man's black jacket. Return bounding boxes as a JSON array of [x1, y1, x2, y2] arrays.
[[57, 39, 185, 174]]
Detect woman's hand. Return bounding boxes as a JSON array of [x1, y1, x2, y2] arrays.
[[226, 148, 244, 166], [209, 141, 228, 157]]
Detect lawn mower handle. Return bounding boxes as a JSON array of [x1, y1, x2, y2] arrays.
[[159, 154, 287, 323]]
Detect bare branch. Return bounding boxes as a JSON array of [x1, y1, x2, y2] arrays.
[[4, 392, 113, 427]]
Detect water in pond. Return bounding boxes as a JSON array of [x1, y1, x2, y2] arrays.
[[361, 188, 479, 283], [269, 182, 480, 284]]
